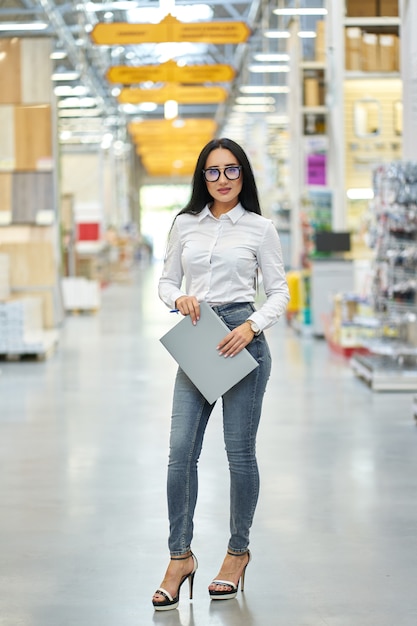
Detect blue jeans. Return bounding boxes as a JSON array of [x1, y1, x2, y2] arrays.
[[167, 302, 272, 556]]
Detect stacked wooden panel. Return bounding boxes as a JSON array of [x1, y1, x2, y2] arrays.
[[0, 38, 54, 225], [0, 242, 58, 329]]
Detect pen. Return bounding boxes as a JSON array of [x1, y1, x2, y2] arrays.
[[170, 309, 180, 313]]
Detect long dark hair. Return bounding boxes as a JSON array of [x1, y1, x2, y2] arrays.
[[178, 138, 262, 216]]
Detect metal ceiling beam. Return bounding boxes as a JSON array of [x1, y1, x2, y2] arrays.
[[32, 0, 118, 117]]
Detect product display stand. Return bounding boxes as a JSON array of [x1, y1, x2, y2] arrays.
[[351, 161, 417, 390]]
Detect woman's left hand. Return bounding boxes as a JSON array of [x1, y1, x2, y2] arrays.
[[216, 322, 255, 358]]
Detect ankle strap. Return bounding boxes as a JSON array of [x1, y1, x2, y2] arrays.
[[227, 549, 249, 557]]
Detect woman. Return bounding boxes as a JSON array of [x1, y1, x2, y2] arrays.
[[153, 138, 289, 611]]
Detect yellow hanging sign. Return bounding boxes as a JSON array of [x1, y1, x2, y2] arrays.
[[91, 14, 251, 45], [128, 119, 217, 138], [107, 60, 235, 85], [119, 84, 228, 104]]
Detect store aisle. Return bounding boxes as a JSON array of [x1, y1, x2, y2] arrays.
[[0, 262, 416, 626]]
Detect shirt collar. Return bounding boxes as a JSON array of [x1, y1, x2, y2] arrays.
[[198, 203, 245, 224]]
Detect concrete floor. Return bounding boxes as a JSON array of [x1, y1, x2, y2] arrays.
[[1, 263, 417, 626]]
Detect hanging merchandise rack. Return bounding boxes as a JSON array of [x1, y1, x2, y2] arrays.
[[351, 161, 417, 391]]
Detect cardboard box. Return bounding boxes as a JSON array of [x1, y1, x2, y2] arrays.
[[304, 78, 320, 107], [0, 39, 21, 105], [379, 34, 397, 72], [14, 105, 53, 171], [0, 38, 52, 106], [315, 20, 325, 63], [0, 173, 12, 213], [346, 0, 377, 17], [345, 27, 362, 71], [393, 34, 400, 71], [0, 242, 56, 287], [362, 33, 379, 72], [378, 0, 398, 16]]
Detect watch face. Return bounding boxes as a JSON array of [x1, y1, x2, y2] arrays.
[[251, 322, 260, 334]]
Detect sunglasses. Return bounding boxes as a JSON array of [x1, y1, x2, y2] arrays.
[[202, 166, 242, 183]]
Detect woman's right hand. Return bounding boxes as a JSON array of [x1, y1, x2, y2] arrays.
[[175, 296, 200, 325]]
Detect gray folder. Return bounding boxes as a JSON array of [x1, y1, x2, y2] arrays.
[[160, 302, 259, 404]]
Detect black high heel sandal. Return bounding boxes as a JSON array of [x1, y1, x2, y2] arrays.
[[152, 552, 198, 611], [209, 549, 251, 600]]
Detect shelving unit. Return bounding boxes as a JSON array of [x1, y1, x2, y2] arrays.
[[288, 15, 330, 268], [350, 161, 417, 390], [325, 0, 401, 235], [0, 37, 64, 346]]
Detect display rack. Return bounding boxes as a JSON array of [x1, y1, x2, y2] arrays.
[[351, 161, 417, 390]]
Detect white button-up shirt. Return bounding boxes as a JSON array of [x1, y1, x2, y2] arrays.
[[158, 203, 289, 331]]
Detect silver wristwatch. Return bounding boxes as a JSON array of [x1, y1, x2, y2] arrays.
[[246, 320, 261, 336]]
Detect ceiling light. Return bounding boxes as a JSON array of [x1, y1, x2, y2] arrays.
[[254, 53, 289, 62], [120, 104, 143, 115], [58, 109, 103, 117], [51, 69, 80, 81], [58, 97, 97, 108], [83, 1, 139, 10], [264, 31, 290, 39], [111, 46, 125, 58], [233, 105, 275, 113], [60, 131, 72, 140], [127, 4, 213, 23], [139, 102, 158, 112], [240, 86, 289, 94], [54, 85, 89, 96], [298, 32, 317, 38], [249, 64, 289, 73], [0, 22, 48, 31], [101, 133, 113, 149], [236, 97, 275, 105], [164, 99, 178, 120], [273, 8, 327, 16], [50, 50, 67, 60]]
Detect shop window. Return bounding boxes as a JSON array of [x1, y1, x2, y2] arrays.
[[354, 98, 381, 137]]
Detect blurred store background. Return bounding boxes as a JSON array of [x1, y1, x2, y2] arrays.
[[2, 0, 417, 398]]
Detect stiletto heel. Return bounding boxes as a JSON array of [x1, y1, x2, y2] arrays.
[[152, 552, 198, 611], [209, 549, 251, 600]]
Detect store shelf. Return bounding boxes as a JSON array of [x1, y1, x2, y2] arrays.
[[301, 61, 326, 70], [302, 106, 328, 115], [351, 353, 417, 391], [359, 339, 417, 357], [345, 71, 401, 79], [344, 17, 400, 27], [350, 161, 417, 391]]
